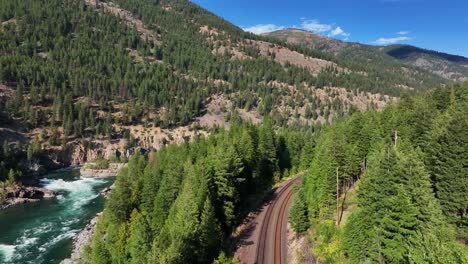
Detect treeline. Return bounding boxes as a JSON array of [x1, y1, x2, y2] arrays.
[[0, 0, 431, 141], [0, 141, 24, 190], [290, 83, 468, 263], [86, 121, 314, 264]]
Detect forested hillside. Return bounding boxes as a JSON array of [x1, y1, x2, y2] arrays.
[[86, 121, 313, 263], [385, 44, 468, 82], [266, 28, 468, 84], [289, 83, 468, 263], [88, 83, 467, 264], [1, 0, 466, 263], [0, 0, 416, 184]]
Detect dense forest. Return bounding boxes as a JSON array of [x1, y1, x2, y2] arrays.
[[0, 0, 421, 184], [85, 121, 314, 263], [290, 83, 468, 263], [88, 83, 467, 264], [1, 0, 466, 262]]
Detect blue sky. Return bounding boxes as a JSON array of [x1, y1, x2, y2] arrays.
[[192, 0, 468, 57]]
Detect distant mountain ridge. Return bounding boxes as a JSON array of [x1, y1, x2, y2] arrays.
[[384, 45, 468, 82], [265, 28, 468, 82]]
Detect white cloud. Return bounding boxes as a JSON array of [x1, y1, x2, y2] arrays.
[[243, 24, 285, 35], [397, 31, 411, 35], [301, 19, 332, 33], [329, 26, 344, 36], [328, 26, 350, 39], [374, 36, 411, 45]]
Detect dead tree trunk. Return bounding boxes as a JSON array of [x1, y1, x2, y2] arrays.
[[336, 167, 340, 226]]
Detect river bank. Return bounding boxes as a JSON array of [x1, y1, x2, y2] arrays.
[[61, 182, 116, 264], [61, 213, 100, 264], [1, 161, 125, 211], [0, 169, 114, 263], [80, 163, 127, 178]]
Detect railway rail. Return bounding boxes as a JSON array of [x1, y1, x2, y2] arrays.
[[255, 177, 299, 264]]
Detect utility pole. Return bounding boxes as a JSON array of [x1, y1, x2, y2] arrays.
[[394, 130, 398, 148], [336, 166, 340, 226]]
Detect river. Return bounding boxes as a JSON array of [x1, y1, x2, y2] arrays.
[[0, 168, 114, 264]]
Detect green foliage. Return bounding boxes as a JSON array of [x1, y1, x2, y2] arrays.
[[289, 187, 310, 234], [0, 141, 23, 184], [312, 220, 344, 264], [0, 0, 445, 144], [87, 159, 110, 170], [213, 252, 237, 264], [298, 83, 468, 263], [127, 209, 151, 263], [89, 123, 303, 264], [425, 93, 468, 234]]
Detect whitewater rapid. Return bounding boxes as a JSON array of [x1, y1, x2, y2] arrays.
[[0, 171, 112, 264]]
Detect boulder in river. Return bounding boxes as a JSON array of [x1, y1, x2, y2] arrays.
[[1, 185, 55, 210]]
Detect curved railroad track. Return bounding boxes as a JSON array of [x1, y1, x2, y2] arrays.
[[255, 177, 299, 264]]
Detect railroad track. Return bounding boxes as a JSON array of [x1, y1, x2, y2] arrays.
[[255, 177, 299, 264]]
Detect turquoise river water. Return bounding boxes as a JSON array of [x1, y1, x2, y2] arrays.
[[0, 169, 114, 264]]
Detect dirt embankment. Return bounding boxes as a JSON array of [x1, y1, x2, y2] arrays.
[[286, 223, 317, 264]]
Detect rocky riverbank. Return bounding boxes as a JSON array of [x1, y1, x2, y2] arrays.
[[1, 185, 55, 210], [61, 213, 101, 264], [61, 184, 115, 264], [80, 163, 127, 178]]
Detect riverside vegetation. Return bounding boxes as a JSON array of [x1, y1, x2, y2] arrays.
[[1, 0, 467, 263], [86, 121, 314, 263]]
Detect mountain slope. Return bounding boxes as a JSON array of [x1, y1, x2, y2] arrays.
[[0, 0, 443, 180], [265, 28, 467, 83], [385, 44, 468, 82]]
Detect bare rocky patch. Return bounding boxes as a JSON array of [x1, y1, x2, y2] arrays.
[[0, 18, 17, 32], [254, 40, 343, 75], [84, 0, 160, 43], [265, 81, 397, 125], [0, 84, 14, 101], [126, 48, 160, 64], [287, 223, 316, 264]]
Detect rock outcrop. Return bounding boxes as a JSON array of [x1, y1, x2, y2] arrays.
[[37, 138, 134, 170], [1, 185, 55, 210], [61, 213, 101, 264], [80, 163, 128, 178], [100, 183, 115, 198]]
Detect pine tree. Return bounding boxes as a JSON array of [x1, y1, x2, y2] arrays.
[[289, 187, 310, 234], [198, 197, 222, 263], [127, 209, 151, 264], [214, 145, 244, 228], [427, 109, 468, 227]]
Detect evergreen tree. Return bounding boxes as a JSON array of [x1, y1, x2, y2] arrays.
[[289, 187, 310, 234], [127, 209, 151, 264], [427, 108, 468, 229], [198, 197, 222, 263]]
